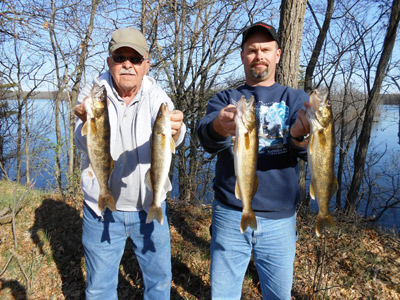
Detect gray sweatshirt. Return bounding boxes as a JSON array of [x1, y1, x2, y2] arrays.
[[75, 72, 186, 216]]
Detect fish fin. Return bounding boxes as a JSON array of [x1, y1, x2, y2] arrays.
[[309, 182, 316, 200], [144, 169, 152, 191], [146, 205, 164, 225], [252, 176, 259, 199], [315, 213, 336, 237], [235, 181, 241, 200], [233, 136, 237, 154], [88, 164, 95, 179], [244, 132, 250, 149], [81, 121, 88, 136], [330, 176, 338, 198], [161, 133, 166, 149], [309, 134, 314, 155], [98, 191, 116, 212], [164, 177, 172, 192], [240, 210, 257, 234], [90, 118, 97, 135], [170, 137, 176, 153]]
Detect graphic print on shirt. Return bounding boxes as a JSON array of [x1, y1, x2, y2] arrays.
[[258, 101, 289, 154]]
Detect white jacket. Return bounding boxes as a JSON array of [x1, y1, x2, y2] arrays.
[[75, 72, 186, 216]]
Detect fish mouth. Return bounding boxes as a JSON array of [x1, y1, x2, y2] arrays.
[[91, 84, 107, 103], [310, 90, 330, 111], [158, 102, 169, 117]]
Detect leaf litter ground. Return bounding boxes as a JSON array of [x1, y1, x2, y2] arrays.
[[0, 182, 399, 299]]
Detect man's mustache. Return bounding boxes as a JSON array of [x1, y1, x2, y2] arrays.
[[119, 69, 136, 75], [250, 61, 269, 68]]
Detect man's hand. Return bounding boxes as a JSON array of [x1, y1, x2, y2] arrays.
[[213, 105, 237, 137], [171, 110, 184, 142], [74, 98, 88, 123]]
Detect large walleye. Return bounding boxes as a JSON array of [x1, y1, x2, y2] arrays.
[[145, 103, 175, 225], [234, 95, 258, 233], [81, 84, 116, 212], [306, 90, 337, 237]]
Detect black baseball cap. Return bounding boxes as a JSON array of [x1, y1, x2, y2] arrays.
[[241, 22, 279, 48]]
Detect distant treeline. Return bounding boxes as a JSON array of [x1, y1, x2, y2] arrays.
[[382, 94, 400, 105], [3, 91, 400, 104], [3, 91, 69, 100]]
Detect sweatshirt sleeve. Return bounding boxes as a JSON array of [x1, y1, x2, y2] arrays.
[[197, 91, 232, 154], [74, 82, 93, 153], [287, 90, 309, 161]]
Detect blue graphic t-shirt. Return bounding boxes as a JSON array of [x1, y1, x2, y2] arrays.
[[197, 83, 309, 219], [258, 100, 289, 152]]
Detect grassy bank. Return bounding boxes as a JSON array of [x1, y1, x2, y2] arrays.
[[0, 180, 399, 299]]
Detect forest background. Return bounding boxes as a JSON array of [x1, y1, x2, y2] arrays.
[[0, 0, 400, 298]]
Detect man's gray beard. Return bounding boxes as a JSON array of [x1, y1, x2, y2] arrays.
[[250, 67, 268, 80]]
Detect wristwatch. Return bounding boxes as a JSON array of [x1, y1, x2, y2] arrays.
[[290, 132, 309, 142]]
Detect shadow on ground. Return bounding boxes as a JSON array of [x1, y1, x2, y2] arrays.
[[0, 279, 27, 300], [28, 198, 208, 299], [30, 199, 86, 299]]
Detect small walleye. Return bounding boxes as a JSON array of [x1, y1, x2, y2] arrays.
[[234, 96, 258, 233], [145, 103, 175, 225], [306, 90, 337, 237], [81, 84, 116, 212]]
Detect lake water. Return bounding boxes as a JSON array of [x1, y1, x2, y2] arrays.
[[365, 105, 400, 232], [4, 100, 400, 232]]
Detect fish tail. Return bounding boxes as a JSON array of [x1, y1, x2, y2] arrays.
[[315, 213, 336, 237], [98, 192, 116, 212], [146, 205, 164, 225], [240, 210, 257, 234]]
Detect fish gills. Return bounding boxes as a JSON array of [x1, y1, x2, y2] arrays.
[[234, 96, 258, 233], [81, 84, 115, 212], [306, 90, 337, 237], [144, 103, 175, 225]]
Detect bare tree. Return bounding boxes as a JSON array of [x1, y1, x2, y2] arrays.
[[276, 0, 307, 88], [303, 0, 335, 94], [34, 0, 102, 197], [145, 0, 275, 203], [346, 0, 400, 214], [276, 0, 307, 208], [0, 1, 47, 184]]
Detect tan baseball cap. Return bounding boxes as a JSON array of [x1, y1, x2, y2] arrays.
[[108, 28, 148, 56]]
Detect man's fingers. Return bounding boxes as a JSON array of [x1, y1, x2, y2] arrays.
[[170, 110, 184, 122]]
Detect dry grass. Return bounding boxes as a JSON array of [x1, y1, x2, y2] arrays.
[[0, 180, 399, 299]]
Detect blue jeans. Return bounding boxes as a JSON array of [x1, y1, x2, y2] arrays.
[[82, 202, 172, 300], [210, 199, 297, 300]]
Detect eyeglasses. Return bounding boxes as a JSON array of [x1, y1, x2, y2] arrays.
[[112, 55, 147, 65]]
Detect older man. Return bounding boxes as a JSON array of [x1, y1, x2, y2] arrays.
[[197, 22, 310, 299], [75, 28, 186, 299]]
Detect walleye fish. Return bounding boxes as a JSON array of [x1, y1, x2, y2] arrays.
[[145, 103, 175, 225], [81, 84, 116, 212], [306, 90, 337, 237], [234, 95, 258, 233]]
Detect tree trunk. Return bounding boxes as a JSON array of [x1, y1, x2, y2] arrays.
[[276, 0, 307, 207], [24, 100, 30, 185], [68, 0, 100, 195], [345, 0, 400, 215], [276, 0, 307, 88], [16, 98, 23, 183], [55, 91, 63, 198], [304, 0, 335, 94]]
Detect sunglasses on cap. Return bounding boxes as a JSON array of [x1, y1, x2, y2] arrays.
[[112, 55, 147, 65]]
